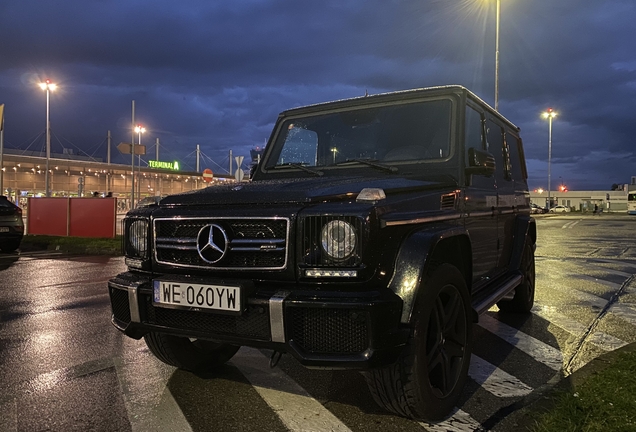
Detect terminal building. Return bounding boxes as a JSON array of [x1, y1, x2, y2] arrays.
[[0, 149, 234, 212], [529, 176, 636, 213]]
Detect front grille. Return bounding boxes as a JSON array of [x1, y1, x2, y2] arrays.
[[142, 295, 271, 340], [302, 216, 363, 267], [287, 307, 369, 354], [154, 217, 289, 270], [110, 287, 131, 324]]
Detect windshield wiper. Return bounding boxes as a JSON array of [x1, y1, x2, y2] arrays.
[[336, 158, 398, 173], [273, 162, 324, 177]]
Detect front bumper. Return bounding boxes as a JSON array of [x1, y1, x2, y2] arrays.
[[108, 271, 408, 369]]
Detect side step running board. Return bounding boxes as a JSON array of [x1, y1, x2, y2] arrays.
[[472, 273, 523, 316]]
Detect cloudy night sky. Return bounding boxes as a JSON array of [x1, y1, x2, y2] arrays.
[[1, 0, 635, 191]]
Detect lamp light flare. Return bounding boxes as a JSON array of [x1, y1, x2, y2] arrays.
[[542, 108, 557, 119]]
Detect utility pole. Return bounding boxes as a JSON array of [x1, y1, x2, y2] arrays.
[[131, 100, 135, 209], [229, 149, 233, 176]]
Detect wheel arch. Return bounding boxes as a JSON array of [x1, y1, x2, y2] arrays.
[[388, 225, 472, 324]]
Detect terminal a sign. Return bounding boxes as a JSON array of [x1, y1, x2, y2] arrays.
[[148, 160, 180, 171]]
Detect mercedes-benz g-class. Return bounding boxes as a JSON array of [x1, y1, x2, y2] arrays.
[[108, 85, 536, 420]]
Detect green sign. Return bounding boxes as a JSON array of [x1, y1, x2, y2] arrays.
[[149, 160, 180, 170]]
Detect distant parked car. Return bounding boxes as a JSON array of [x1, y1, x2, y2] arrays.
[[0, 196, 24, 252], [549, 205, 570, 213], [530, 203, 547, 214]]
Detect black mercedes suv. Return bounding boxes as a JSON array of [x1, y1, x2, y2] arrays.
[[108, 85, 536, 420]]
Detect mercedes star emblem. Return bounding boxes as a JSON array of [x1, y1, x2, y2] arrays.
[[197, 224, 228, 263]]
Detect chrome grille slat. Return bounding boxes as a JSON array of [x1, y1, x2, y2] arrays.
[[153, 217, 289, 270]]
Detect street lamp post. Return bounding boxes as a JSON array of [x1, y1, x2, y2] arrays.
[[494, 0, 500, 111], [542, 108, 557, 209], [134, 125, 145, 204], [38, 79, 57, 197]]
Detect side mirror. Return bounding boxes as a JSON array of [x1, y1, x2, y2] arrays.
[[465, 147, 495, 176]]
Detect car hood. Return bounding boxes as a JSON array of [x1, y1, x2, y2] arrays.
[[160, 176, 456, 207]]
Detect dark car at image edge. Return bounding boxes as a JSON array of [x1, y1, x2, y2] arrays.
[[108, 85, 536, 421], [0, 196, 24, 252]]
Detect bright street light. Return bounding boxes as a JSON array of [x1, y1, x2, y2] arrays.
[[134, 125, 145, 205], [39, 79, 57, 197], [542, 108, 557, 209]]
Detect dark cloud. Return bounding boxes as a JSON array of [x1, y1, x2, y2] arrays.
[[1, 0, 635, 190]]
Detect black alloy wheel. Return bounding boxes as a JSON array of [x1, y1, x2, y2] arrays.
[[365, 263, 472, 420], [497, 240, 535, 313], [422, 283, 469, 398]]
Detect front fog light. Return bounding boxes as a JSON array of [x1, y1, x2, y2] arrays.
[[321, 220, 356, 260], [129, 220, 148, 256]]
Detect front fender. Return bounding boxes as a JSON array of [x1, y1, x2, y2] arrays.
[[387, 225, 470, 324]]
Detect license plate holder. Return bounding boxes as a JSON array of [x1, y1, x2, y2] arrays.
[[153, 280, 243, 315]]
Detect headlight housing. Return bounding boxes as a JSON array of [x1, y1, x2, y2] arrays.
[[321, 220, 357, 260], [126, 218, 149, 258]]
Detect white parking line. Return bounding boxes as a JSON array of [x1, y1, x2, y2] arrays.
[[561, 220, 581, 229], [231, 347, 352, 432], [469, 355, 533, 398], [565, 287, 636, 327], [478, 314, 563, 371], [532, 304, 627, 352]]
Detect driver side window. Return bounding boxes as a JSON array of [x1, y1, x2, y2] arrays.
[[276, 126, 318, 166]]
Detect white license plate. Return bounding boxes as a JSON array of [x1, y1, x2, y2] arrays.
[[0, 227, 9, 233], [153, 280, 241, 313]]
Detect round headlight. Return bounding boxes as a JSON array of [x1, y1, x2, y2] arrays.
[[321, 220, 356, 260], [129, 220, 148, 256]]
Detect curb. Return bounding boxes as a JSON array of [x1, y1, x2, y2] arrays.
[[495, 342, 636, 431]]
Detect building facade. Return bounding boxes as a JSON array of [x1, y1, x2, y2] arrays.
[[0, 152, 232, 212]]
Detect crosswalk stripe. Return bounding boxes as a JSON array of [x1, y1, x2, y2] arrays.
[[564, 287, 636, 327], [114, 351, 193, 432], [231, 347, 352, 432], [531, 304, 627, 352], [478, 314, 563, 371], [419, 408, 484, 432], [468, 355, 533, 398]]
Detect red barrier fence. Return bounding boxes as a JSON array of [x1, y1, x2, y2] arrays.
[[27, 197, 117, 238]]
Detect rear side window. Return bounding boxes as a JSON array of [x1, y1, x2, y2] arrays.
[[506, 134, 527, 180]]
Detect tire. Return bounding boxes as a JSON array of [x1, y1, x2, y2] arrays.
[[365, 263, 472, 420], [144, 332, 240, 372], [497, 240, 535, 313], [0, 239, 21, 253]]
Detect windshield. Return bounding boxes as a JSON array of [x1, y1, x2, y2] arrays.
[[267, 98, 453, 169]]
